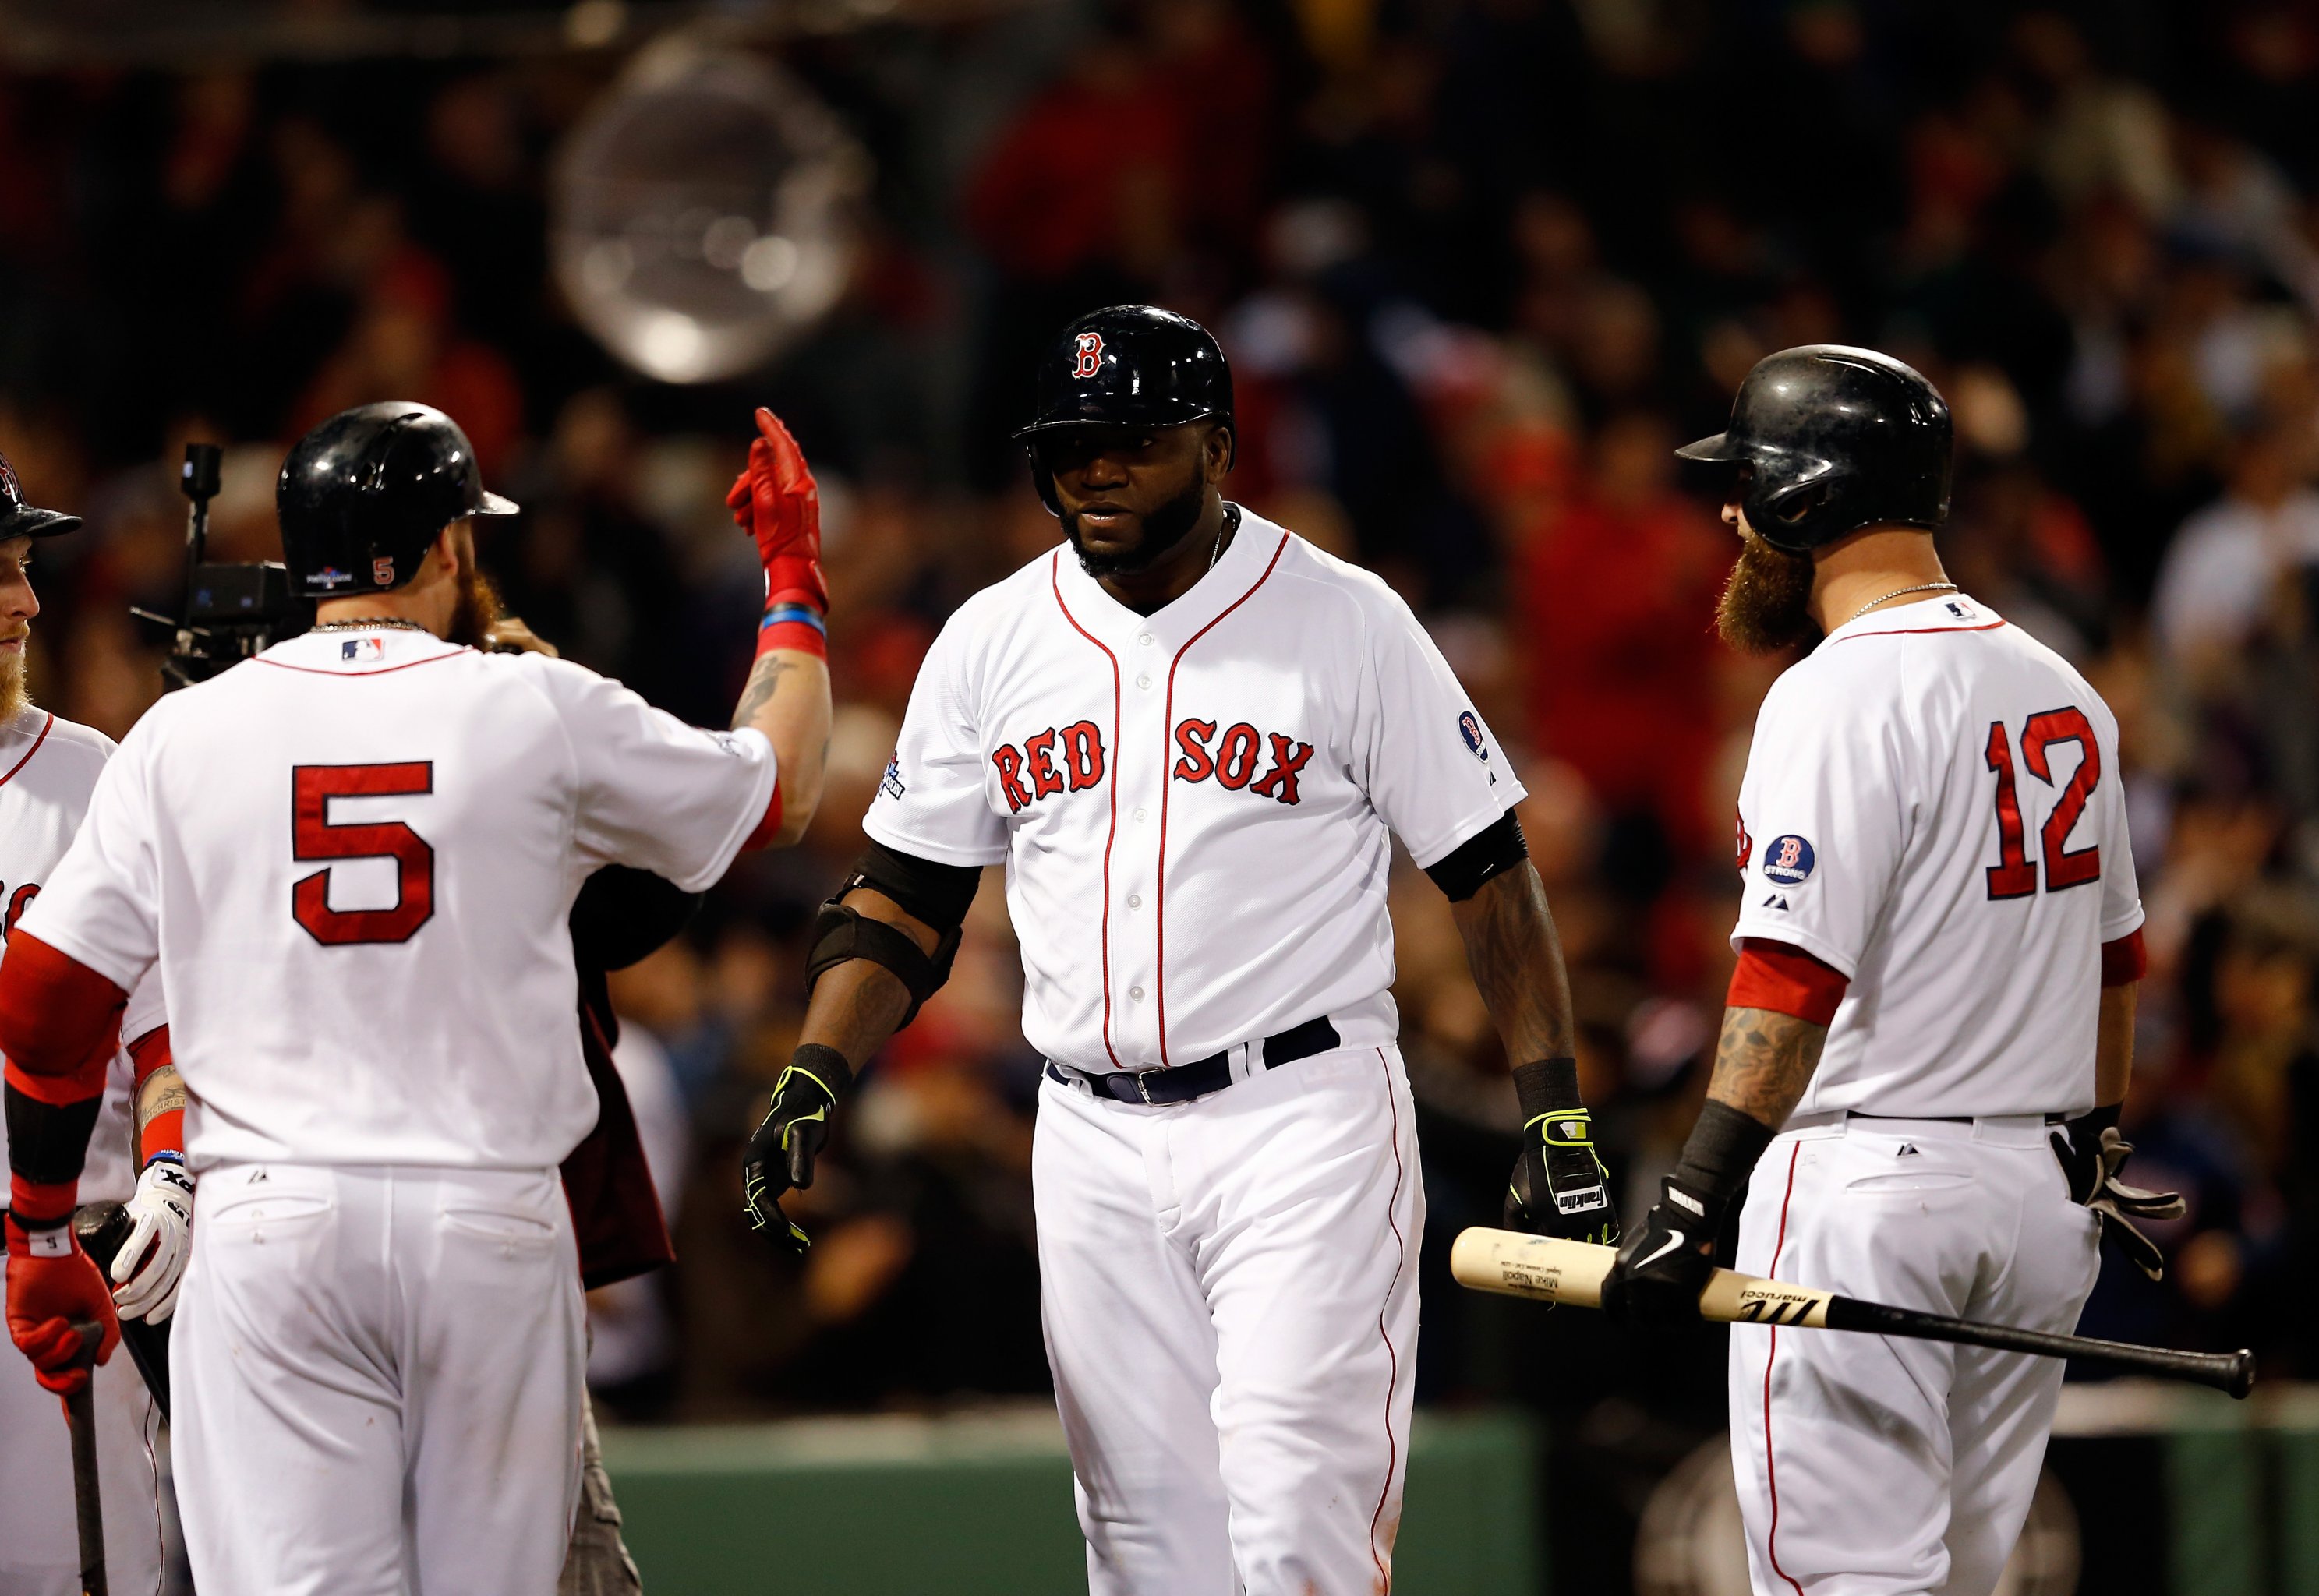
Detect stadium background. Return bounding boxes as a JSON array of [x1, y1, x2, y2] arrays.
[[3, 0, 2317, 1589]]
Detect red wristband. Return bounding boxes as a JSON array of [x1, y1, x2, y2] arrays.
[[755, 620, 827, 662]]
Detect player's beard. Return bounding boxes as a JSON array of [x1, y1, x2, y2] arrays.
[[1064, 472, 1208, 579], [0, 647, 31, 726], [1716, 535, 1821, 655], [447, 565, 507, 650]]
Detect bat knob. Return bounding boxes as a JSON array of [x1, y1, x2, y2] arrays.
[[2224, 1349, 2257, 1400], [72, 1203, 133, 1276]]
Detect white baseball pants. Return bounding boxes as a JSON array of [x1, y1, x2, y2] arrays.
[[1034, 1042, 1423, 1596], [0, 1299, 165, 1596], [1727, 1114, 2100, 1596], [170, 1163, 586, 1596]]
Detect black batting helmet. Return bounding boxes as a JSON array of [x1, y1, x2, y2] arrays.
[[1677, 345, 1952, 555], [0, 450, 81, 541], [1013, 305, 1234, 514], [278, 403, 517, 599]]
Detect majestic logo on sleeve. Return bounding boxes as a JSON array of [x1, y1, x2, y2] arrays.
[[992, 722, 1106, 813], [1762, 834, 1815, 885], [1072, 332, 1105, 380], [1172, 719, 1313, 805], [1458, 710, 1489, 762]]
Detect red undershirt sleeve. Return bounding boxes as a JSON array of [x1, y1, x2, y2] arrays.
[[2101, 927, 2148, 987], [1727, 937, 1850, 1027]]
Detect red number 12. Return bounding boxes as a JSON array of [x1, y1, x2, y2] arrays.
[[1984, 708, 2102, 900]]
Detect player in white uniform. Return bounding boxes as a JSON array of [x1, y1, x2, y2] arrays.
[[1603, 348, 2177, 1595], [0, 402, 833, 1595], [737, 306, 1617, 1594], [0, 457, 191, 1596]]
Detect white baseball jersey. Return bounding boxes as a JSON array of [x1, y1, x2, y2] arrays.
[[0, 709, 166, 1211], [1730, 593, 2144, 1118], [20, 626, 775, 1172], [866, 509, 1521, 1072]]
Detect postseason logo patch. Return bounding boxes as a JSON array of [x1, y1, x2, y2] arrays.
[[1458, 710, 1489, 762], [882, 750, 906, 800], [1762, 834, 1815, 885]]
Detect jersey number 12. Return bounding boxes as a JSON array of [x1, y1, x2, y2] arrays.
[[1983, 710, 2100, 900], [292, 763, 436, 945]]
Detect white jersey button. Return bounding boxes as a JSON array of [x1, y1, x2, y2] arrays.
[[1137, 632, 1154, 646], [1133, 807, 1147, 822], [1129, 986, 1144, 1001], [1127, 893, 1142, 908], [1136, 673, 1152, 689]]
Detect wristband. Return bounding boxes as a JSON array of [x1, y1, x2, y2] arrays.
[[2, 1212, 72, 1255], [757, 603, 827, 662], [1670, 1099, 1777, 1211], [784, 1042, 856, 1102], [1511, 1056, 1582, 1120]]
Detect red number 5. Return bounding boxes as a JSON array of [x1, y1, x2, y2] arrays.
[[292, 764, 435, 945], [1983, 708, 2102, 900]]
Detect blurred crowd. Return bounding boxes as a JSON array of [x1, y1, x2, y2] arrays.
[[5, 0, 2319, 1550]]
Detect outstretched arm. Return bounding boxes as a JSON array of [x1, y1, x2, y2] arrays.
[[727, 408, 833, 849]]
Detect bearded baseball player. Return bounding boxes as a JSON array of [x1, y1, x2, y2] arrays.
[[0, 401, 832, 1594], [1601, 347, 2175, 1594], [0, 455, 187, 1596], [739, 305, 1616, 1593]]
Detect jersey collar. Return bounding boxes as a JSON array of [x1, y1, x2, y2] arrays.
[[1825, 591, 2003, 645], [1052, 503, 1283, 644], [259, 626, 469, 676]]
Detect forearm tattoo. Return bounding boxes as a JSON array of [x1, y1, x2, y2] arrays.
[[135, 1065, 186, 1138], [1708, 1006, 1829, 1127], [1451, 863, 1578, 1063], [731, 653, 792, 730]]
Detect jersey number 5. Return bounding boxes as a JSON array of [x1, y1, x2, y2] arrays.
[[1983, 710, 2101, 900], [292, 763, 436, 945]]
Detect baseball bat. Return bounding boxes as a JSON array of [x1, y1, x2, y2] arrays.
[[64, 1318, 108, 1596], [1450, 1227, 2256, 1399], [74, 1203, 171, 1422]]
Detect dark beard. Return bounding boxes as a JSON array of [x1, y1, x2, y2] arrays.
[[447, 566, 507, 649], [1716, 535, 1820, 655], [1064, 475, 1208, 578]]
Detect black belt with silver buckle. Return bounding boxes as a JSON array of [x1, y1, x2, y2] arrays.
[[1045, 1015, 1343, 1106]]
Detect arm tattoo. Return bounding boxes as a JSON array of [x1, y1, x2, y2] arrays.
[[135, 1065, 186, 1136], [1708, 1006, 1829, 1127], [731, 653, 792, 730], [1450, 863, 1577, 1063]]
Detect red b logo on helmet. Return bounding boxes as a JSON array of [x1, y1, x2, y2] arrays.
[[1072, 332, 1104, 380]]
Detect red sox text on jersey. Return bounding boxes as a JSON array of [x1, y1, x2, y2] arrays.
[[988, 719, 1313, 813]]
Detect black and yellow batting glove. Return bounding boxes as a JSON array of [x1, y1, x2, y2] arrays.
[[741, 1044, 854, 1255], [1503, 1058, 1618, 1247]]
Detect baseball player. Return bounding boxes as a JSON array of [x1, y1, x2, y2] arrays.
[[1602, 347, 2176, 1595], [738, 306, 1617, 1593], [0, 454, 189, 1596], [0, 401, 832, 1594]]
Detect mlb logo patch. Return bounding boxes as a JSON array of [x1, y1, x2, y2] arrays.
[[1762, 834, 1815, 885], [341, 637, 385, 663], [1458, 710, 1489, 762]]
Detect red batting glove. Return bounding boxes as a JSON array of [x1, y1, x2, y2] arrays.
[[724, 408, 829, 615], [4, 1215, 120, 1396]]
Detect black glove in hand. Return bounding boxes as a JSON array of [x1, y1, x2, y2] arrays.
[[1599, 1175, 1721, 1326], [741, 1045, 854, 1255], [2051, 1108, 2184, 1281], [1504, 1106, 1619, 1246]]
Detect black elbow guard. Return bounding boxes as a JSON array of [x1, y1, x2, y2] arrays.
[[1425, 811, 1529, 902], [804, 843, 982, 1029]]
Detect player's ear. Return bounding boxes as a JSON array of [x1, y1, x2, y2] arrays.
[[1204, 422, 1234, 483]]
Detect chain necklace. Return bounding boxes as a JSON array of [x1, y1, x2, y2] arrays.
[[309, 617, 434, 635], [1842, 581, 1958, 628]]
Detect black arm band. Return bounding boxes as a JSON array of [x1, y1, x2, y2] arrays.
[[804, 901, 962, 1030], [853, 841, 983, 934], [1672, 1099, 1778, 1209], [1511, 1057, 1582, 1120], [1425, 811, 1529, 902], [5, 1082, 101, 1188]]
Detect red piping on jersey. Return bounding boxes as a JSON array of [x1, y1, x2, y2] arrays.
[[1835, 620, 2007, 644], [1762, 1141, 1805, 1596], [253, 648, 471, 678], [1367, 1047, 1408, 1592], [1049, 555, 1123, 1070], [0, 711, 52, 789], [1154, 531, 1289, 1065]]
